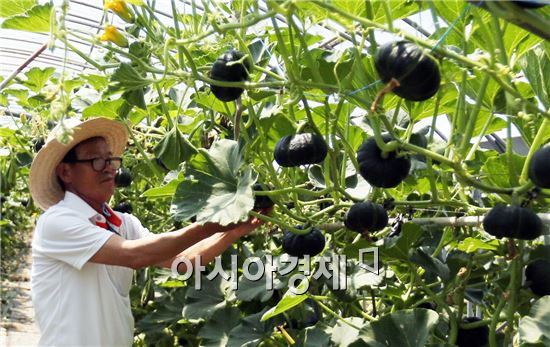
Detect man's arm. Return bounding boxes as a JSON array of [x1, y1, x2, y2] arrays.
[[156, 215, 264, 272], [89, 220, 256, 269]]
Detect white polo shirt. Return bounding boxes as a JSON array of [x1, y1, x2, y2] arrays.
[[31, 191, 152, 346]]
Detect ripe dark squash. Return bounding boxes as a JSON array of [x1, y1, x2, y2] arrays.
[[374, 41, 440, 101], [344, 202, 388, 233], [282, 226, 325, 258], [115, 168, 132, 188], [356, 135, 411, 188], [253, 183, 275, 210], [525, 259, 550, 297], [483, 205, 543, 240], [528, 145, 550, 188], [209, 49, 250, 102], [456, 317, 489, 347], [513, 0, 547, 8], [113, 201, 133, 214], [274, 133, 328, 167]]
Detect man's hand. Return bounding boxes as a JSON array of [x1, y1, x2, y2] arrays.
[[229, 207, 271, 238]]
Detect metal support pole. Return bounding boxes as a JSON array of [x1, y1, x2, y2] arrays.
[[0, 42, 48, 91]]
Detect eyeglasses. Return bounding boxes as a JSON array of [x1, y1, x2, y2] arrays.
[[65, 157, 122, 172]]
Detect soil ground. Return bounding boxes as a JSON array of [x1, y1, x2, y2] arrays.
[[1, 249, 41, 346]]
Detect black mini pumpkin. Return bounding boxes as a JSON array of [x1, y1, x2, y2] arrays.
[[115, 167, 132, 188], [344, 202, 388, 233], [525, 259, 550, 297], [374, 41, 440, 101], [483, 205, 543, 240], [356, 135, 411, 188], [410, 132, 428, 162], [253, 183, 275, 210], [113, 201, 133, 214], [282, 226, 325, 258], [209, 49, 250, 102], [528, 145, 550, 188], [513, 0, 547, 8], [456, 317, 489, 347], [274, 133, 328, 167]]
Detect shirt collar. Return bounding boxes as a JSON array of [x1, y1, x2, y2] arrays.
[[60, 191, 103, 219]]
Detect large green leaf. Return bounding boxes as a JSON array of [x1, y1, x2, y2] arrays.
[[19, 67, 54, 93], [520, 46, 550, 109], [381, 223, 424, 261], [154, 126, 197, 171], [226, 308, 279, 347], [81, 99, 125, 119], [1, 3, 51, 32], [354, 309, 439, 347], [0, 0, 36, 17], [409, 248, 450, 282], [181, 276, 228, 321], [110, 63, 154, 91], [171, 139, 256, 225], [332, 317, 365, 347], [198, 306, 241, 347], [519, 296, 550, 345], [481, 153, 526, 188]]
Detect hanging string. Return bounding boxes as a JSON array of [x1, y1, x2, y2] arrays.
[[431, 4, 471, 51]]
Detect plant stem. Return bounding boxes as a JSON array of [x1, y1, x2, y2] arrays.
[[310, 296, 362, 330]]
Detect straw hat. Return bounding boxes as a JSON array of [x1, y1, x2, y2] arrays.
[[29, 117, 128, 211]]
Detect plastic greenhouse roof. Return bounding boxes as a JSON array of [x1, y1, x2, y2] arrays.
[[0, 0, 524, 146]]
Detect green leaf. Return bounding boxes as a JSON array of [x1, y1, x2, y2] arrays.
[[355, 309, 440, 347], [457, 237, 500, 253], [0, 128, 16, 138], [81, 74, 109, 91], [154, 126, 197, 171], [0, 0, 37, 17], [519, 296, 550, 345], [471, 111, 507, 137], [81, 99, 125, 119], [520, 46, 550, 108], [192, 91, 236, 116], [110, 63, 153, 91], [227, 308, 278, 347], [332, 317, 365, 346], [21, 67, 54, 93], [410, 248, 450, 282], [172, 139, 256, 226], [122, 88, 146, 110], [1, 3, 52, 32], [481, 153, 526, 188], [143, 178, 182, 198], [261, 287, 308, 321], [198, 306, 241, 347], [181, 276, 227, 321], [381, 223, 424, 261], [235, 258, 275, 302]]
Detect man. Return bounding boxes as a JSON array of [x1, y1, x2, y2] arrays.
[[29, 117, 266, 346]]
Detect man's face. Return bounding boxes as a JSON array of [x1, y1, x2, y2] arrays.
[[57, 137, 117, 208]]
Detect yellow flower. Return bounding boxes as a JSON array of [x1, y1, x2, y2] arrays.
[[100, 25, 129, 48], [104, 0, 134, 23]]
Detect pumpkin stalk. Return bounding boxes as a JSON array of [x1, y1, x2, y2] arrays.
[[370, 78, 400, 113]]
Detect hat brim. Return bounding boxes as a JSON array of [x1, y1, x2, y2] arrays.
[[29, 118, 128, 211]]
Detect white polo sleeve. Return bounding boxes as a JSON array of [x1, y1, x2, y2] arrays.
[[33, 208, 114, 270], [119, 212, 154, 240]]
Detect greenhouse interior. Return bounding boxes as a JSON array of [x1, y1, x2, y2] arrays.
[[1, 0, 550, 346]]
